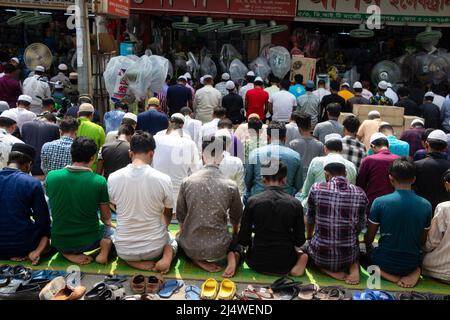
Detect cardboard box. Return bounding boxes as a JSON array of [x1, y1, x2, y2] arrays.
[[92, 33, 118, 54], [338, 112, 355, 124], [404, 116, 424, 129], [290, 56, 317, 83], [358, 115, 404, 127], [392, 126, 404, 138], [353, 104, 404, 118]]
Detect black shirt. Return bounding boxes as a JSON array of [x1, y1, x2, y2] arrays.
[[99, 140, 131, 180], [21, 120, 60, 176], [238, 186, 305, 275], [320, 93, 346, 122], [166, 84, 192, 115], [419, 102, 441, 129], [222, 92, 245, 124], [66, 105, 101, 124], [414, 152, 450, 213], [396, 98, 420, 116]]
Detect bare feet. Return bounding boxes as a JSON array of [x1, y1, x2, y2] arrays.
[[397, 267, 421, 288], [10, 257, 27, 262], [345, 262, 360, 285], [380, 270, 402, 284], [153, 245, 174, 274], [95, 238, 112, 264], [29, 250, 41, 266], [192, 260, 222, 273], [28, 237, 50, 266], [126, 260, 156, 271], [222, 252, 238, 278], [290, 253, 309, 277], [62, 253, 93, 265], [320, 268, 347, 281]]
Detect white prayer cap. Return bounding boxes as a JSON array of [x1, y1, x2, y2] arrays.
[[58, 64, 68, 71], [254, 76, 264, 83], [0, 109, 18, 123], [247, 71, 255, 77], [368, 110, 381, 117], [378, 81, 388, 90], [353, 81, 362, 89], [411, 118, 424, 127], [123, 112, 137, 123], [221, 73, 230, 81], [341, 82, 350, 88], [424, 91, 435, 98], [35, 66, 45, 72], [427, 129, 448, 143], [177, 75, 187, 81], [370, 132, 387, 144], [203, 74, 213, 80], [225, 80, 235, 90], [184, 72, 192, 80], [200, 76, 205, 85], [324, 133, 342, 144], [11, 57, 19, 64], [171, 113, 185, 123], [18, 94, 32, 104], [0, 101, 9, 109]]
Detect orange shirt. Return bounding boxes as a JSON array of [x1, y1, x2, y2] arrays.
[[338, 89, 354, 102]]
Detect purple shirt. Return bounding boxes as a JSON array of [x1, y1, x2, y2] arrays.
[[0, 74, 22, 108], [400, 127, 425, 157], [356, 150, 400, 209]]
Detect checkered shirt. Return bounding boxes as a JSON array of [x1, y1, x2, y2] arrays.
[[40, 136, 74, 175], [341, 136, 366, 170]]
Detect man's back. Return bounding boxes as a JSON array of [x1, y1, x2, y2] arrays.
[[167, 84, 192, 115], [341, 136, 366, 169], [0, 129, 23, 169], [289, 84, 305, 99], [136, 109, 168, 135], [347, 96, 369, 112], [46, 168, 108, 250], [41, 136, 73, 175], [99, 140, 131, 180], [108, 164, 173, 255], [23, 76, 51, 114], [194, 85, 222, 123], [420, 102, 441, 129], [357, 119, 382, 150], [367, 136, 409, 157], [13, 107, 36, 131], [396, 98, 420, 116], [289, 136, 324, 178], [222, 93, 244, 124], [414, 152, 450, 212], [245, 87, 269, 120], [270, 90, 297, 123], [21, 120, 60, 176], [77, 118, 105, 149], [0, 74, 21, 108], [320, 94, 345, 121], [313, 120, 343, 143], [184, 116, 202, 150], [285, 122, 301, 145], [297, 93, 320, 126], [401, 128, 425, 157]]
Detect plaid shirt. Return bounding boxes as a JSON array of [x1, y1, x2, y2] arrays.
[[341, 136, 366, 169], [40, 136, 74, 175], [307, 176, 368, 272]]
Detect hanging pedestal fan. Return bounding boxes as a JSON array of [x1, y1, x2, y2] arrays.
[[197, 17, 224, 33], [6, 10, 34, 26], [370, 60, 401, 86], [218, 19, 244, 33], [241, 19, 267, 34], [261, 20, 288, 35], [349, 23, 374, 39], [24, 43, 53, 71], [172, 16, 199, 31]]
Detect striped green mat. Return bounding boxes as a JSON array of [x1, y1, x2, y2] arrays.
[[2, 225, 449, 295]]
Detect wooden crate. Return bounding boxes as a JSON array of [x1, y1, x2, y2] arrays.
[[338, 112, 355, 124], [353, 104, 404, 118]]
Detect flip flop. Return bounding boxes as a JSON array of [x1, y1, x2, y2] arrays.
[[238, 289, 262, 300], [297, 283, 320, 300], [246, 285, 274, 299], [314, 287, 343, 300], [270, 277, 302, 293], [158, 280, 184, 299], [185, 285, 201, 300], [201, 278, 219, 300], [395, 291, 427, 300], [103, 275, 127, 286], [277, 285, 301, 300], [217, 279, 236, 300]]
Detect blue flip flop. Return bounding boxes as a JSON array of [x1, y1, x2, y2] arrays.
[[158, 280, 184, 299], [353, 290, 395, 300], [185, 285, 201, 300]]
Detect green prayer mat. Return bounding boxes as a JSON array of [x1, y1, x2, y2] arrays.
[[2, 225, 449, 295]]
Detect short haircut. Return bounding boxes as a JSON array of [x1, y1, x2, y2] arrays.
[[118, 123, 135, 136], [343, 116, 360, 134], [261, 160, 288, 182], [379, 123, 394, 135], [269, 74, 280, 84], [180, 106, 193, 116], [42, 98, 55, 108], [78, 95, 92, 104], [78, 111, 93, 117], [41, 112, 57, 123], [280, 79, 291, 91], [371, 137, 389, 148], [0, 117, 16, 127], [318, 79, 325, 86], [325, 139, 343, 152], [4, 64, 15, 74], [7, 151, 33, 166], [130, 131, 156, 153], [218, 118, 233, 130], [422, 128, 435, 142], [330, 80, 340, 91], [290, 110, 303, 123], [60, 117, 79, 133], [424, 96, 434, 101], [267, 121, 286, 140], [248, 117, 263, 132], [397, 87, 409, 97], [324, 163, 346, 176], [17, 99, 31, 107], [246, 75, 256, 83], [389, 157, 416, 183], [443, 169, 450, 183], [213, 107, 227, 118], [202, 136, 226, 157], [295, 112, 312, 131], [294, 74, 303, 84], [354, 88, 362, 93], [428, 139, 448, 152], [71, 137, 98, 163], [326, 103, 341, 117]]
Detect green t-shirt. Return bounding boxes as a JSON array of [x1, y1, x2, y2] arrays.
[[45, 168, 109, 249], [77, 117, 106, 171]]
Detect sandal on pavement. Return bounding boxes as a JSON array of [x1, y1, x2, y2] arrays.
[[146, 275, 164, 294], [270, 277, 302, 293], [246, 285, 274, 299], [217, 279, 236, 300], [201, 278, 219, 300], [131, 275, 147, 294], [158, 280, 184, 299], [297, 283, 320, 300], [185, 285, 201, 300]]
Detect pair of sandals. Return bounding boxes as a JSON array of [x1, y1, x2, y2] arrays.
[[85, 275, 127, 300], [201, 278, 236, 300], [395, 291, 450, 300], [130, 274, 164, 295], [269, 277, 303, 300], [237, 285, 274, 300]]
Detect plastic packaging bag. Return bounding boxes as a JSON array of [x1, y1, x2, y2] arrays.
[[220, 44, 242, 72], [229, 58, 248, 83], [104, 56, 137, 102], [249, 57, 271, 81], [187, 52, 199, 79], [260, 43, 275, 61], [200, 56, 217, 79], [268, 46, 292, 79]]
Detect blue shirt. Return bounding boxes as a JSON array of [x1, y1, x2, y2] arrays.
[[136, 109, 169, 136], [103, 110, 125, 134], [166, 84, 192, 115], [0, 168, 51, 259], [368, 135, 410, 157], [369, 190, 432, 275], [41, 136, 74, 175], [289, 84, 306, 99], [245, 143, 303, 201]]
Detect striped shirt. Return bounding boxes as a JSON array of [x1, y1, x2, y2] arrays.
[[307, 176, 368, 272]]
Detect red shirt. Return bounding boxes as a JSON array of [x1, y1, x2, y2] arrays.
[[356, 149, 400, 209], [246, 87, 269, 120]]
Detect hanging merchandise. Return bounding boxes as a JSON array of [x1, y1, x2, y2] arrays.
[[248, 57, 271, 81], [260, 43, 275, 61], [220, 44, 242, 73], [229, 59, 248, 84], [104, 56, 137, 103], [268, 46, 291, 79], [200, 56, 217, 79], [187, 52, 200, 79]]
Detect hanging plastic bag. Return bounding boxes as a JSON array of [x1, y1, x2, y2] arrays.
[[249, 57, 271, 81], [187, 52, 199, 79], [200, 56, 217, 79], [104, 55, 137, 102], [229, 58, 248, 83], [220, 44, 242, 73], [268, 46, 292, 79], [259, 43, 275, 61]]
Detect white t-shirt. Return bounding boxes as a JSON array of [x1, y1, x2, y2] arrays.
[[184, 116, 203, 152], [433, 94, 446, 109], [108, 164, 174, 256], [201, 118, 220, 139], [219, 151, 245, 195], [153, 133, 201, 211], [12, 107, 36, 132], [269, 90, 297, 122], [312, 88, 331, 102]]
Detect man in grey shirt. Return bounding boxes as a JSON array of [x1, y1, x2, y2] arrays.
[[285, 111, 302, 145], [297, 80, 320, 128], [177, 136, 243, 278], [289, 112, 324, 178], [313, 102, 344, 143]]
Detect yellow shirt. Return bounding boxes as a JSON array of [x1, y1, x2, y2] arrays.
[[338, 89, 354, 102]]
